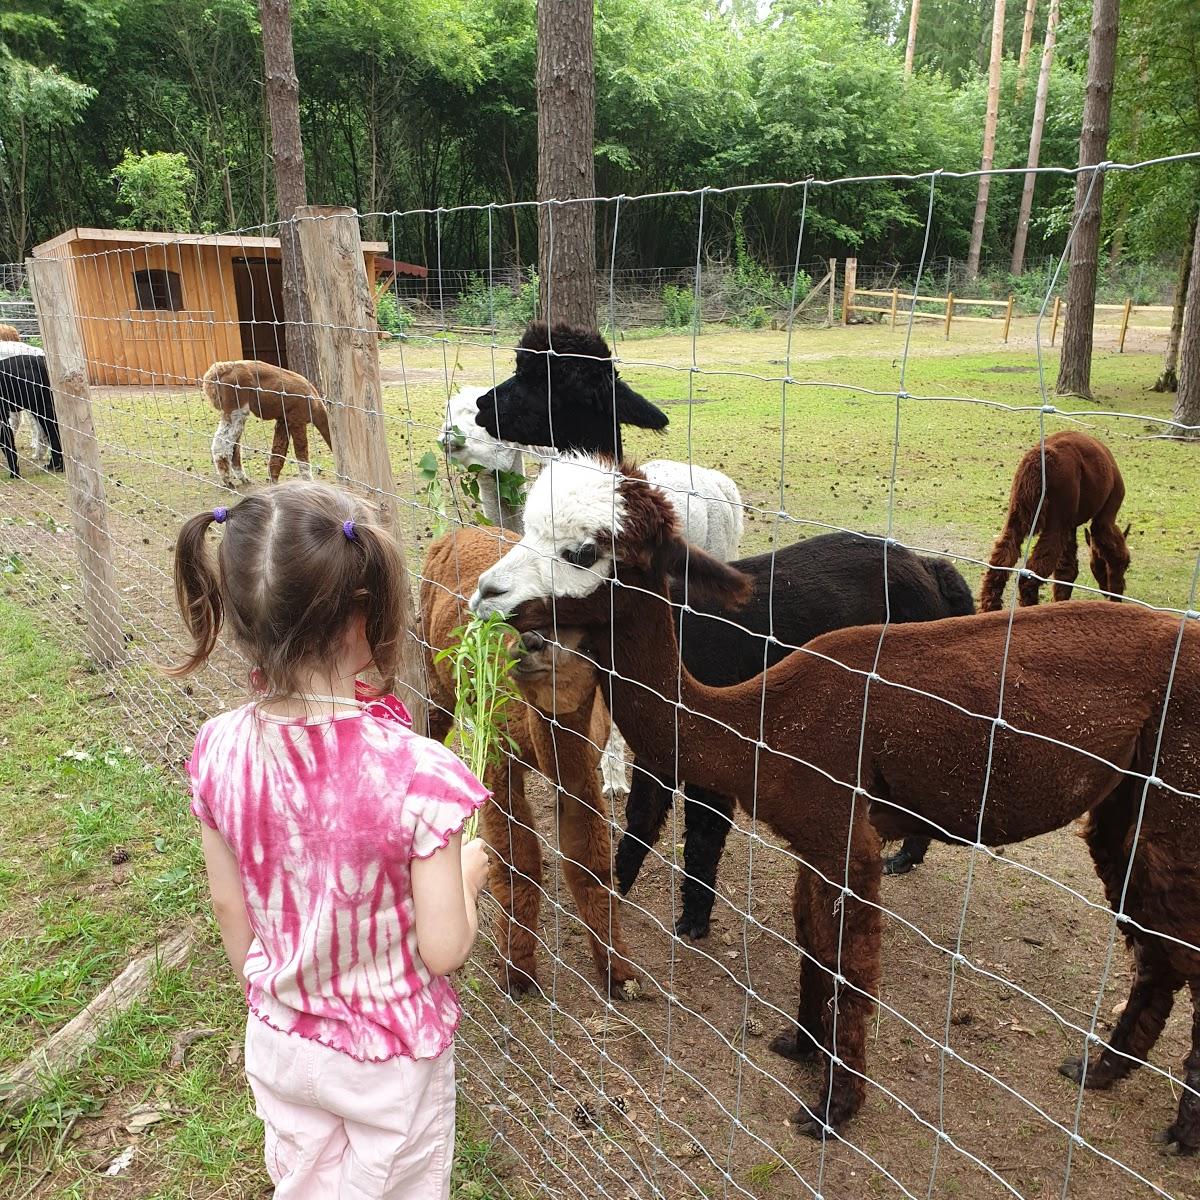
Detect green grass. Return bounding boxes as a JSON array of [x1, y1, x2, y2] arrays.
[[0, 596, 511, 1198]]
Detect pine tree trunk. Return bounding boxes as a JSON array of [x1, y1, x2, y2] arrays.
[[966, 0, 1007, 281], [1016, 0, 1038, 101], [1172, 215, 1200, 428], [259, 0, 317, 384], [1154, 216, 1195, 393], [536, 0, 597, 329], [1054, 0, 1120, 400], [904, 0, 922, 78], [1011, 0, 1059, 276]]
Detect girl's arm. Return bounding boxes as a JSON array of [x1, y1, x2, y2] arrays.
[[200, 824, 254, 988], [411, 834, 489, 976]]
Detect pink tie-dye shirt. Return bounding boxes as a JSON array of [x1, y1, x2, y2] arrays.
[[187, 689, 489, 1062]]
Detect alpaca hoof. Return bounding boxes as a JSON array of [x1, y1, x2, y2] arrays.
[[1154, 1126, 1198, 1156], [674, 911, 711, 940], [795, 1115, 831, 1141], [1057, 1056, 1115, 1090], [504, 964, 540, 998], [769, 1029, 817, 1063], [882, 854, 915, 876]]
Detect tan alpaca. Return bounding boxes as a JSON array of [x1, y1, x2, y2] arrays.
[[0, 324, 20, 342], [421, 526, 638, 998], [202, 360, 332, 488]]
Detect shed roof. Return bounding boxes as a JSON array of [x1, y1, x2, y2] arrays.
[[32, 227, 388, 256], [375, 255, 429, 279]]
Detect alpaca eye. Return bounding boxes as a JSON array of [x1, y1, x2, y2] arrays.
[[562, 544, 598, 569]]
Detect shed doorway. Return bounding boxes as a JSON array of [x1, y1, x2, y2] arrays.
[[232, 256, 287, 367]]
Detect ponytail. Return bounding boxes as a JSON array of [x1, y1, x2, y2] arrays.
[[351, 516, 406, 696], [166, 510, 225, 677]]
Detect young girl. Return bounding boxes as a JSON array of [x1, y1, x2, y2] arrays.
[[170, 481, 490, 1199]]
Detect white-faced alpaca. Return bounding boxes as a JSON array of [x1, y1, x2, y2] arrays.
[[436, 386, 526, 532], [203, 360, 332, 488]]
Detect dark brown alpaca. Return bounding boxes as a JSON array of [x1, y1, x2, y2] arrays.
[[980, 430, 1130, 610], [473, 453, 1200, 1148], [421, 526, 637, 998]]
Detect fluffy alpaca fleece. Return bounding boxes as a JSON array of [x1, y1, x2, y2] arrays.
[[615, 527, 976, 937], [0, 324, 20, 342], [436, 386, 526, 531], [980, 430, 1130, 610], [420, 525, 637, 998], [0, 342, 62, 477], [203, 360, 332, 488], [472, 452, 1200, 1147]]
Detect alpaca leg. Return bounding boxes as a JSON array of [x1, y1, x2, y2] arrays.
[[1089, 520, 1130, 600], [1159, 983, 1200, 1154], [882, 834, 931, 876], [0, 405, 18, 479], [769, 871, 824, 1062], [1017, 530, 1067, 607], [791, 830, 881, 1135], [481, 759, 542, 996], [614, 766, 674, 897], [979, 517, 1026, 611], [599, 723, 630, 798], [211, 414, 235, 488], [1052, 529, 1080, 602], [676, 785, 735, 940], [268, 417, 290, 484], [291, 419, 313, 481], [30, 415, 47, 464], [1058, 941, 1179, 1089]]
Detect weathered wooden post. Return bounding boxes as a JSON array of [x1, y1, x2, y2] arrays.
[[826, 258, 837, 327], [295, 204, 428, 733], [26, 256, 125, 667], [1003, 294, 1015, 343], [944, 292, 955, 340], [841, 257, 857, 325], [1118, 297, 1133, 353], [1050, 295, 1062, 346]]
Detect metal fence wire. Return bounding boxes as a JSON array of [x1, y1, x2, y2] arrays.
[[3, 155, 1200, 1200]]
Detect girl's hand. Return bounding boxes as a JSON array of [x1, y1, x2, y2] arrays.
[[461, 837, 490, 898]]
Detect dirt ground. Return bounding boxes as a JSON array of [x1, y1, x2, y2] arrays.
[[1, 323, 1196, 1199]]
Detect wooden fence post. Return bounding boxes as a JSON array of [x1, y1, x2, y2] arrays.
[[890, 288, 899, 328], [841, 257, 857, 325], [943, 293, 955, 340], [295, 205, 428, 734], [25, 256, 125, 667], [827, 258, 837, 327], [1050, 295, 1062, 346], [1118, 297, 1133, 353], [1003, 294, 1014, 343]]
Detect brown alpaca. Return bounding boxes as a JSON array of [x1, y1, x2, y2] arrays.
[[0, 324, 20, 342], [473, 454, 1200, 1149], [203, 360, 332, 488], [979, 431, 1130, 610], [421, 526, 638, 998]]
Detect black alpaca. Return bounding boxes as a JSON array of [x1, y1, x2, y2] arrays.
[[0, 350, 64, 478], [475, 322, 668, 458], [614, 530, 976, 938]]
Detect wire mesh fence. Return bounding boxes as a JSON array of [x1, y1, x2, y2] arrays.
[[2, 156, 1200, 1199]]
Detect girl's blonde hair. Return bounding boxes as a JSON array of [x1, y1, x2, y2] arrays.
[[168, 481, 406, 697]]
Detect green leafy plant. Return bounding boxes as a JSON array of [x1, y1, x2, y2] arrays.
[[433, 612, 522, 837], [375, 291, 414, 336], [109, 149, 195, 232], [418, 450, 451, 537], [662, 283, 696, 328]]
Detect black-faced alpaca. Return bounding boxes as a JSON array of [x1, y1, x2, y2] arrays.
[[980, 430, 1130, 610], [614, 531, 976, 937], [0, 344, 64, 479], [421, 527, 637, 998], [472, 452, 1200, 1148], [203, 360, 332, 488]]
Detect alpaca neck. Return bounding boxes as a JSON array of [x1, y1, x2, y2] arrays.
[[476, 469, 523, 534], [597, 585, 765, 796]]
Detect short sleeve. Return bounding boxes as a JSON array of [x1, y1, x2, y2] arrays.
[[186, 732, 218, 830], [408, 741, 491, 860]]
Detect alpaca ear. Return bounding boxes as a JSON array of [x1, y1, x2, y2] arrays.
[[661, 537, 752, 609], [614, 378, 669, 431]]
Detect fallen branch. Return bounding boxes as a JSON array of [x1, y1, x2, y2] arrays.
[[0, 927, 194, 1115]]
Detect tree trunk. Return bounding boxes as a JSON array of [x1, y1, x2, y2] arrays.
[[1016, 0, 1038, 101], [1154, 217, 1195, 393], [1172, 215, 1200, 427], [965, 0, 1006, 281], [259, 0, 317, 384], [1011, 0, 1060, 276], [1054, 0, 1120, 400], [904, 0, 922, 78], [536, 0, 597, 328]]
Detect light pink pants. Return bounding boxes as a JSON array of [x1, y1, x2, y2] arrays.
[[243, 1015, 455, 1199]]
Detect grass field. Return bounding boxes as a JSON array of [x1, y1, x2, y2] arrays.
[[1, 319, 1196, 1198]]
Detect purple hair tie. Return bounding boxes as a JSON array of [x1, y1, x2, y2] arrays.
[[343, 519, 357, 541], [212, 507, 228, 524]]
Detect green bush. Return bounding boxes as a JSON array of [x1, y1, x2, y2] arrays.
[[454, 270, 539, 328], [375, 292, 414, 336], [662, 283, 696, 328]]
